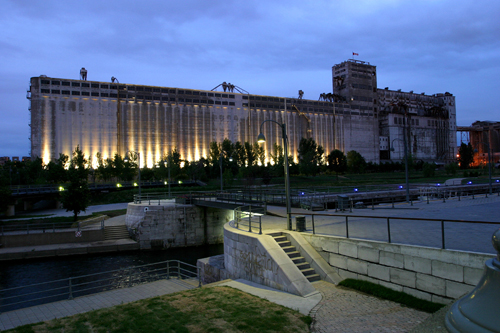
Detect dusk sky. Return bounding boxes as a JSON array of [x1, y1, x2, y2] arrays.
[[1, 0, 499, 158]]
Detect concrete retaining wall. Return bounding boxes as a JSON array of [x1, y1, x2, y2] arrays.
[[302, 234, 494, 304], [223, 223, 316, 296], [0, 229, 104, 248], [126, 203, 231, 249]]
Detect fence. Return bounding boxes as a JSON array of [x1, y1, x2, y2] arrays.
[[0, 260, 200, 314], [233, 205, 263, 234], [0, 219, 105, 236], [292, 212, 500, 254]]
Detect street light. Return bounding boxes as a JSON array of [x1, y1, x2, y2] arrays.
[[219, 151, 233, 192], [124, 151, 141, 197], [258, 120, 292, 230], [390, 138, 410, 202], [474, 142, 493, 195]]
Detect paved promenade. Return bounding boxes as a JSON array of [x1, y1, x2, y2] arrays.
[[0, 279, 197, 331]]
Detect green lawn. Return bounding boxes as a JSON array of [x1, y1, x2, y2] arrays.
[[6, 286, 311, 333]]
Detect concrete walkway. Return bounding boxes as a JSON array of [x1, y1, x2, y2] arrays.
[[1, 277, 444, 332], [0, 278, 198, 331]]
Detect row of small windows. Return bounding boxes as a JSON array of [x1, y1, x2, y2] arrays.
[[393, 117, 421, 126]]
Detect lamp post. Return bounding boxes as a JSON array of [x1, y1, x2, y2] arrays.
[[124, 151, 141, 197], [258, 120, 292, 230], [219, 151, 233, 192], [391, 138, 410, 202]]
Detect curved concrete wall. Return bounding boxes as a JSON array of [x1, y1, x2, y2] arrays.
[[223, 223, 316, 296]]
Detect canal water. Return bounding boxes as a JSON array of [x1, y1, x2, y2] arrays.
[[0, 244, 223, 312]]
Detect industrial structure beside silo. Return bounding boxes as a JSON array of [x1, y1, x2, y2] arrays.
[[28, 59, 457, 167]]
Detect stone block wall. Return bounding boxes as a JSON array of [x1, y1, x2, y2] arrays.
[[302, 234, 494, 304], [126, 203, 231, 249], [223, 223, 316, 296]]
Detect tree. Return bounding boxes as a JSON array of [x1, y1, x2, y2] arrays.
[[346, 150, 367, 174], [327, 149, 347, 180], [458, 142, 474, 169], [46, 154, 68, 183], [297, 138, 323, 176], [62, 146, 90, 221]]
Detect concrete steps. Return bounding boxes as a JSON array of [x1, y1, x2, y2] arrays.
[[104, 225, 129, 240], [270, 232, 321, 282]]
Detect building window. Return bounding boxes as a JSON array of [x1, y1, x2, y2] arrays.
[[91, 92, 99, 97], [72, 82, 80, 87], [91, 83, 99, 88], [101, 93, 109, 97], [82, 91, 90, 96], [51, 90, 60, 94], [41, 80, 50, 85], [101, 84, 109, 89], [416, 119, 419, 126], [161, 89, 168, 93], [62, 90, 70, 95], [62, 81, 70, 86], [51, 80, 60, 85], [72, 91, 80, 95], [229, 102, 235, 106], [145, 87, 152, 92], [41, 89, 50, 93], [82, 83, 89, 88], [153, 88, 160, 92]]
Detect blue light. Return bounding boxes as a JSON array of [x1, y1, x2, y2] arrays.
[[496, 180, 499, 183], [399, 185, 403, 189], [300, 191, 305, 196], [436, 183, 441, 186], [468, 181, 472, 185], [354, 188, 358, 192]]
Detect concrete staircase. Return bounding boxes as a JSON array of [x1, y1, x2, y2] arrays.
[[270, 232, 321, 282], [104, 225, 130, 240]]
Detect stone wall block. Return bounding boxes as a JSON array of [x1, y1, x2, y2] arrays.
[[416, 273, 445, 295], [389, 267, 416, 288], [367, 263, 390, 281], [464, 266, 485, 286], [347, 258, 368, 275], [338, 268, 358, 280], [404, 255, 431, 274], [379, 280, 403, 292], [403, 287, 432, 302], [329, 253, 348, 269], [380, 252, 404, 268], [431, 261, 463, 282], [358, 247, 379, 263], [445, 280, 474, 299], [339, 242, 358, 258]]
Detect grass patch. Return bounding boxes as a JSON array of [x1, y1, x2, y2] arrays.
[[6, 287, 310, 333], [338, 279, 445, 313]]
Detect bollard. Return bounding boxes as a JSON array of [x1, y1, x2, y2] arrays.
[[312, 215, 316, 235], [372, 198, 374, 210], [345, 216, 349, 238]]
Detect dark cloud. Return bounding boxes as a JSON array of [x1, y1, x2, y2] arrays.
[[1, 0, 499, 156]]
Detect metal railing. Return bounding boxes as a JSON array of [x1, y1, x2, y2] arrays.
[[292, 211, 500, 254], [0, 219, 105, 236], [233, 205, 263, 234], [0, 260, 200, 313]]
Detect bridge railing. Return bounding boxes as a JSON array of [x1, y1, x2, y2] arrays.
[[0, 218, 105, 236], [0, 259, 200, 314], [233, 205, 263, 235]]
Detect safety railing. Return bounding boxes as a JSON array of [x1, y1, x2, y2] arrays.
[[0, 260, 200, 314], [0, 218, 105, 236], [291, 212, 500, 254], [233, 205, 263, 235]]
